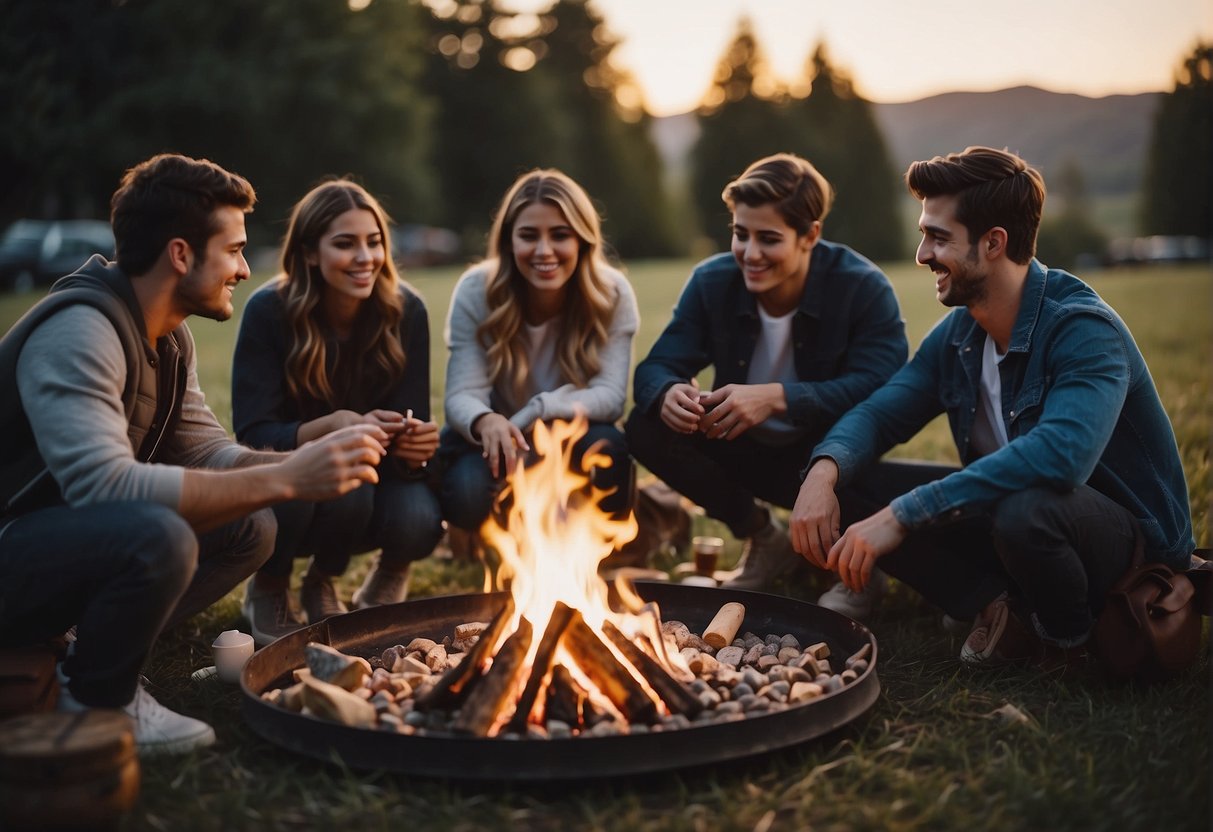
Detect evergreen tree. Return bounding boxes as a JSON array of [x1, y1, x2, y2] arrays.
[[785, 46, 902, 260], [1036, 158, 1108, 269], [690, 18, 793, 251], [1140, 43, 1213, 239]]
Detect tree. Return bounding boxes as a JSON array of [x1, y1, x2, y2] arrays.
[[690, 18, 795, 250], [785, 46, 902, 261], [1140, 43, 1212, 238], [1036, 159, 1108, 269]]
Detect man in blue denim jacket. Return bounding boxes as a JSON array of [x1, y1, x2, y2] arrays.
[[791, 146, 1194, 666], [627, 154, 907, 593]]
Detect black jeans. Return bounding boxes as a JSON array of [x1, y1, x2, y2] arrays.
[[438, 421, 635, 532], [845, 461, 1138, 643], [624, 406, 817, 539], [0, 501, 274, 706], [259, 478, 444, 579]]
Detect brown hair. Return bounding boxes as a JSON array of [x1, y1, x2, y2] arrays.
[[278, 180, 406, 408], [905, 146, 1046, 264], [721, 153, 834, 234], [478, 169, 615, 403], [111, 153, 255, 276]]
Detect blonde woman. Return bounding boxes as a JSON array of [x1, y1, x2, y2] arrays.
[[232, 180, 442, 645], [439, 169, 638, 531]]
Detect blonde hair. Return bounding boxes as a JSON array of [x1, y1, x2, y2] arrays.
[[479, 169, 615, 403], [278, 180, 406, 408]]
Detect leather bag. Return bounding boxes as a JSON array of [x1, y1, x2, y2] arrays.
[[1092, 548, 1212, 682]]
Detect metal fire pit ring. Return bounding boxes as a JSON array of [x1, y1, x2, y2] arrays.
[[240, 582, 879, 781]]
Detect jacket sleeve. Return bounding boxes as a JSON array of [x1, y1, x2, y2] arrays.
[[889, 311, 1132, 529], [783, 271, 908, 433], [15, 306, 183, 507], [632, 269, 712, 414], [442, 268, 497, 443], [510, 271, 638, 431], [231, 284, 302, 451]]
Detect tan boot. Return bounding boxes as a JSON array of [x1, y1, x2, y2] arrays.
[[300, 565, 347, 623], [351, 564, 411, 609]]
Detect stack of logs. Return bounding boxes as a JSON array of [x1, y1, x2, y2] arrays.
[[260, 599, 873, 739]]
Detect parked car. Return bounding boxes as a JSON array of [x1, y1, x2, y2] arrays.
[[0, 219, 115, 292]]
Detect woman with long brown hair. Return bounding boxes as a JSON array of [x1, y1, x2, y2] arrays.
[[439, 169, 638, 532], [232, 180, 442, 645]]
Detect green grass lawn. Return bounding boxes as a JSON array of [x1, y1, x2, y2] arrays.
[[1, 260, 1209, 831]]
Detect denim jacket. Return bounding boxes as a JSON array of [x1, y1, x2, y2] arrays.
[[813, 260, 1194, 567], [633, 243, 907, 440]]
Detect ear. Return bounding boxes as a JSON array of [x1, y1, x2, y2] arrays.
[[800, 220, 823, 249], [984, 227, 1008, 260], [166, 238, 193, 275]]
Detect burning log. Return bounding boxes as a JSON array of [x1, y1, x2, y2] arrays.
[[601, 621, 702, 718], [505, 602, 578, 734], [563, 611, 658, 724], [452, 617, 534, 736], [545, 664, 588, 726], [415, 596, 514, 711]]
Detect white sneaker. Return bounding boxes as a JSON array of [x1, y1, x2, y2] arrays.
[[57, 667, 215, 756], [817, 570, 889, 621]]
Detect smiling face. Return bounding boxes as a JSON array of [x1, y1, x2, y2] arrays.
[[916, 195, 989, 308], [308, 207, 386, 309], [175, 205, 249, 322], [730, 202, 817, 315], [511, 200, 581, 304]]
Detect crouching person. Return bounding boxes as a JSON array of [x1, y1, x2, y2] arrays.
[[0, 154, 389, 755]]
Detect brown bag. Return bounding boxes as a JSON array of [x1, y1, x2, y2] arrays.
[[0, 646, 60, 718], [1091, 548, 1212, 682]]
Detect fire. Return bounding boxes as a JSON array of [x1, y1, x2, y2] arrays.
[[466, 414, 688, 735]]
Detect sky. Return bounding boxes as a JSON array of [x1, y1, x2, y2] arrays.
[[500, 0, 1213, 115]]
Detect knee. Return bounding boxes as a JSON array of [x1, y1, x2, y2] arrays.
[[378, 485, 445, 559], [440, 454, 497, 531], [322, 485, 376, 528], [623, 406, 665, 463], [991, 487, 1060, 555], [241, 508, 278, 569], [125, 503, 198, 592]]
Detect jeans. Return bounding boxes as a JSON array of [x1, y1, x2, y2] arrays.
[[846, 461, 1138, 643], [438, 421, 635, 531], [0, 501, 274, 706], [625, 406, 818, 538], [259, 478, 444, 579]]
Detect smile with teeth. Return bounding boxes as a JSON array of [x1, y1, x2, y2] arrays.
[[532, 262, 560, 275]]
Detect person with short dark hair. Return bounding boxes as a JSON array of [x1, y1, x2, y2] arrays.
[[0, 154, 388, 754], [626, 153, 908, 595], [233, 180, 443, 644], [791, 146, 1194, 667]]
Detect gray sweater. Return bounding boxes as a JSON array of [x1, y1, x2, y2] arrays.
[[442, 262, 639, 443], [12, 263, 255, 511]]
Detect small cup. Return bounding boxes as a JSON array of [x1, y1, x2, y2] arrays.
[[212, 630, 255, 684], [692, 535, 725, 576]]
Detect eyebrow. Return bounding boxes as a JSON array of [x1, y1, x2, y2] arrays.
[[920, 223, 951, 237], [730, 222, 783, 235]]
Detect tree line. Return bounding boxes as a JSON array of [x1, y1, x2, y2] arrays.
[[0, 1, 1205, 266]]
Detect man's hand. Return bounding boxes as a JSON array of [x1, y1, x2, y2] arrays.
[[280, 424, 387, 501], [790, 459, 841, 567], [473, 413, 529, 479], [659, 380, 704, 433], [697, 383, 784, 440], [391, 414, 439, 469], [826, 507, 907, 592]]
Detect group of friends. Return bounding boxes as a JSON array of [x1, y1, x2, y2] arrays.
[[0, 146, 1196, 757]]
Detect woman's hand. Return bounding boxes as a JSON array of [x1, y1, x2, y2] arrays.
[[297, 409, 404, 449], [473, 413, 530, 479], [391, 412, 439, 469]]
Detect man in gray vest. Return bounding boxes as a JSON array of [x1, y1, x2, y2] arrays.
[[0, 154, 388, 754]]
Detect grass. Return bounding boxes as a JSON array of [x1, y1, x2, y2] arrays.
[[1, 260, 1209, 831]]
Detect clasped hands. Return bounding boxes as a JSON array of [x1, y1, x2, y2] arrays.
[[659, 380, 783, 440]]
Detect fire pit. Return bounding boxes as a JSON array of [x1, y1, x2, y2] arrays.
[[240, 582, 878, 780]]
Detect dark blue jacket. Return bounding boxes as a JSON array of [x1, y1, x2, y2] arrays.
[[633, 243, 908, 440]]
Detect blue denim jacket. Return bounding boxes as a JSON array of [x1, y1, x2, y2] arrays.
[[633, 243, 908, 439], [813, 260, 1194, 567]]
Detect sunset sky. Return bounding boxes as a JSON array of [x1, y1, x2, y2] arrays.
[[500, 0, 1213, 115]]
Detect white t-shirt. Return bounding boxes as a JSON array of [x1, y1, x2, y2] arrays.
[[745, 305, 803, 445], [970, 332, 1010, 457]]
